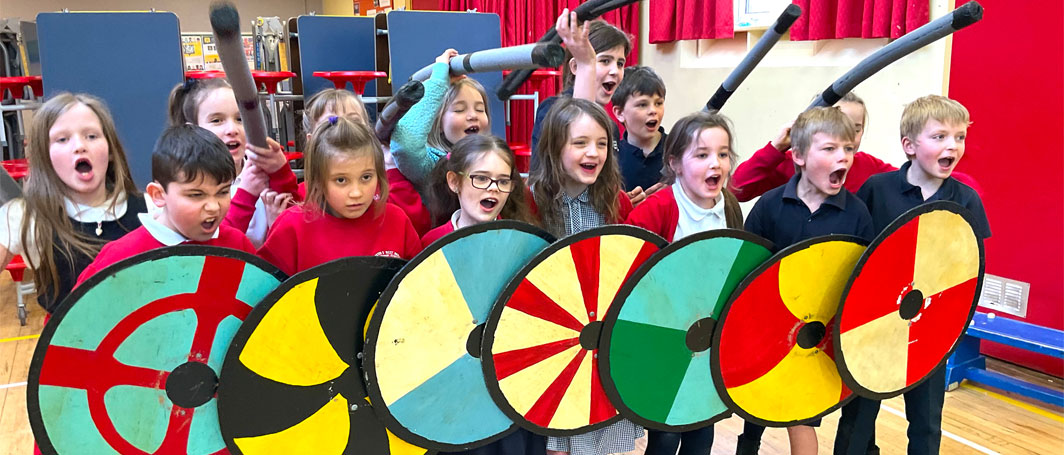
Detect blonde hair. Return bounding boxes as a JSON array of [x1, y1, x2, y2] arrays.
[[791, 107, 856, 158], [838, 92, 867, 125], [303, 115, 388, 218], [900, 95, 970, 141], [22, 93, 139, 299], [301, 89, 372, 151], [427, 77, 491, 152], [302, 89, 371, 132]]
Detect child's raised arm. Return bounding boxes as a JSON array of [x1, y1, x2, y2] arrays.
[[223, 161, 268, 232], [246, 137, 300, 200], [558, 9, 596, 102], [731, 121, 794, 201], [391, 49, 456, 191]]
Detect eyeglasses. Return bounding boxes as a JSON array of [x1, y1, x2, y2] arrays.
[[460, 172, 514, 193]]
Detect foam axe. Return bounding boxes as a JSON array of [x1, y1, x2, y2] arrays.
[[209, 1, 269, 149], [497, 0, 639, 100], [375, 80, 425, 145], [705, 4, 802, 112], [410, 43, 566, 82], [809, 1, 984, 109]]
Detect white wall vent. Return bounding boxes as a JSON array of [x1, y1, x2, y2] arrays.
[[978, 274, 1030, 318]]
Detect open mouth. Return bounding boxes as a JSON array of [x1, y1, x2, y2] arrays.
[[74, 158, 92, 174], [479, 197, 498, 210], [646, 119, 659, 129], [225, 141, 241, 152], [938, 157, 956, 168], [201, 217, 217, 231], [602, 81, 617, 93], [705, 174, 721, 187], [829, 168, 847, 186], [464, 125, 481, 135], [580, 163, 598, 173]]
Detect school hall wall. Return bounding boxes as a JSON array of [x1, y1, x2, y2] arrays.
[[2, 0, 324, 33], [639, 0, 955, 216], [948, 0, 1063, 376]]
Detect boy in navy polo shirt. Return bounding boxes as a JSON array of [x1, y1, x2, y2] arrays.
[[611, 66, 668, 198], [739, 106, 874, 455], [835, 95, 991, 455]]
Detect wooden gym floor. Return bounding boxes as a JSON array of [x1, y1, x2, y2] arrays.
[[1, 271, 1061, 454]]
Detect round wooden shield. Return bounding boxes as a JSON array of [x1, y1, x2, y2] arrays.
[[600, 230, 774, 432], [711, 236, 866, 427], [482, 225, 667, 436], [364, 221, 555, 451], [217, 256, 433, 455], [27, 246, 285, 455], [834, 202, 985, 399]]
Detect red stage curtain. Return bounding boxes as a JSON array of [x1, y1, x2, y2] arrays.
[[649, 0, 734, 43], [437, 0, 640, 145], [790, 0, 929, 41]]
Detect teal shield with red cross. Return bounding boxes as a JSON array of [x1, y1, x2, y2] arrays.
[[27, 246, 285, 455]]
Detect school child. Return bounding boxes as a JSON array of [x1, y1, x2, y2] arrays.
[[168, 77, 298, 246], [526, 97, 639, 455], [731, 92, 983, 202], [834, 95, 991, 455], [424, 143, 544, 454], [390, 48, 491, 199], [532, 11, 631, 157], [731, 93, 885, 201], [258, 116, 420, 275], [0, 93, 145, 313], [611, 66, 668, 194], [77, 124, 255, 283], [624, 111, 743, 454], [739, 107, 875, 455], [421, 134, 536, 248], [626, 111, 742, 239], [301, 88, 434, 235]]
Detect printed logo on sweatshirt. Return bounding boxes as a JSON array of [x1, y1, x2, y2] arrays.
[[375, 250, 401, 258]]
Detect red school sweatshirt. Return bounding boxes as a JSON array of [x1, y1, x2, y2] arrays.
[[730, 142, 984, 202], [294, 169, 433, 236], [624, 186, 744, 241], [76, 224, 256, 286], [257, 202, 422, 275]]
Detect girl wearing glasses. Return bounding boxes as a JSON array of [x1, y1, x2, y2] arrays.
[[421, 134, 536, 248]]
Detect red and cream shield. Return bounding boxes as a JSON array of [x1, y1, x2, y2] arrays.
[[482, 226, 666, 435], [835, 203, 983, 399]]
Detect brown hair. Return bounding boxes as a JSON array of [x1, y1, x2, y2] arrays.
[[900, 94, 970, 142], [427, 77, 492, 152], [427, 134, 535, 227], [662, 111, 738, 184], [791, 106, 856, 158], [303, 115, 388, 218], [562, 20, 632, 89], [167, 77, 232, 126], [529, 98, 623, 233], [21, 93, 140, 299]]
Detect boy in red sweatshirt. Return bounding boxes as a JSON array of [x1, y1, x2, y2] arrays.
[[78, 125, 255, 284]]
